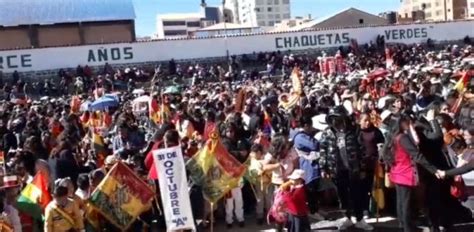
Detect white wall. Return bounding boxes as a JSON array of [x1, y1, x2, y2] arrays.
[[0, 20, 473, 73]]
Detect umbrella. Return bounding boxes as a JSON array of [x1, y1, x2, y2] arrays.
[[133, 95, 151, 104], [367, 68, 389, 80], [132, 89, 145, 95], [163, 86, 179, 94], [89, 96, 119, 111]]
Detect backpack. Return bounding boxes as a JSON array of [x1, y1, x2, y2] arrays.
[[267, 189, 289, 225]]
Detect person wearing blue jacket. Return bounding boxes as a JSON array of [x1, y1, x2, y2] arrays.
[[293, 115, 324, 221]]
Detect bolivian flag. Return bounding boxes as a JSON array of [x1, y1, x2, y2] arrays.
[[16, 171, 52, 220], [186, 132, 246, 203], [88, 162, 154, 230]]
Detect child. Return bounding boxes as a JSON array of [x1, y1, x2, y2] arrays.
[[248, 144, 272, 224], [280, 169, 310, 232]]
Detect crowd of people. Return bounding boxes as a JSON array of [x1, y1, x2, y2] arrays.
[[0, 39, 472, 232]]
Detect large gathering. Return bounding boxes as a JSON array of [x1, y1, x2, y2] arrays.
[[0, 0, 474, 232]]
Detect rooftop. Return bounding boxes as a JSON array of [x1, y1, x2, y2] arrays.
[[158, 13, 204, 20], [198, 22, 257, 31], [0, 0, 135, 27]]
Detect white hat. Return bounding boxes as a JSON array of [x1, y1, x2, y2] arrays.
[[287, 169, 305, 180], [312, 114, 328, 131]]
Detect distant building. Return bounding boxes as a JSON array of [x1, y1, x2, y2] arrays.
[[271, 16, 312, 32], [291, 8, 388, 31], [156, 13, 204, 39], [195, 22, 261, 37], [225, 0, 291, 27], [155, 2, 224, 39], [398, 0, 468, 22], [0, 0, 136, 50], [468, 0, 474, 19], [379, 11, 398, 24]]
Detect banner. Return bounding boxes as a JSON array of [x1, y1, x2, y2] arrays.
[[153, 146, 195, 231], [88, 162, 154, 230]]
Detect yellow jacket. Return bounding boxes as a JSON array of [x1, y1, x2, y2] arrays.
[[44, 199, 84, 232]]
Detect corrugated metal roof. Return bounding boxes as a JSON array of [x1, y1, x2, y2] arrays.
[[0, 0, 135, 27]]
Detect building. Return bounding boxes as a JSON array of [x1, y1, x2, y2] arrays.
[[271, 16, 313, 32], [225, 0, 291, 27], [0, 0, 135, 50], [156, 13, 204, 39], [155, 2, 223, 39], [398, 0, 468, 22], [468, 0, 474, 18], [195, 22, 261, 37], [290, 8, 388, 31]]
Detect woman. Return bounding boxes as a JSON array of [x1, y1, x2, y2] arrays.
[[388, 114, 440, 232], [358, 113, 385, 217]]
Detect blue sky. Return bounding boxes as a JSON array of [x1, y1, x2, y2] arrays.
[[133, 0, 402, 37]]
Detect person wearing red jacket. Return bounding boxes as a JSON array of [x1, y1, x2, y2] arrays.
[[280, 169, 310, 232]]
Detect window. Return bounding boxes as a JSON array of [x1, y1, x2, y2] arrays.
[[425, 12, 432, 18], [448, 9, 451, 12], [258, 21, 266, 26], [256, 0, 263, 4], [268, 7, 272, 12], [283, 13, 290, 18], [257, 14, 265, 19], [275, 20, 281, 23], [268, 14, 274, 19], [471, 2, 474, 8], [359, 18, 364, 24], [274, 0, 279, 4], [267, 0, 273, 4], [425, 3, 431, 8], [268, 21, 275, 26], [255, 7, 261, 12], [283, 0, 289, 4], [162, 21, 186, 26], [275, 14, 281, 19], [274, 7, 280, 12], [435, 1, 440, 7], [436, 10, 442, 16], [405, 13, 408, 18], [186, 21, 201, 27], [164, 30, 187, 36]]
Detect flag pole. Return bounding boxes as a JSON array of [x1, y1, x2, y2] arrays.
[[210, 202, 214, 232]]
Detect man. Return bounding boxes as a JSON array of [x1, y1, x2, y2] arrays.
[[293, 115, 325, 221], [319, 106, 373, 231]]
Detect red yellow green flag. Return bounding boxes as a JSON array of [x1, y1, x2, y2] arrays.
[[16, 171, 52, 220], [186, 132, 246, 203], [88, 162, 155, 230]]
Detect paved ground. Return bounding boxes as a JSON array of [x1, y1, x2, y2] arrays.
[[196, 213, 474, 232]]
